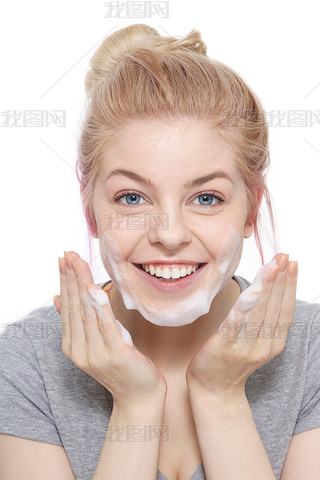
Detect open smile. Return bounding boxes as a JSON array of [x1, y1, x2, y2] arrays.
[[132, 263, 207, 292]]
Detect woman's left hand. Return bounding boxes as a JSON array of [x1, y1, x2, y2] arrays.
[[185, 253, 298, 399]]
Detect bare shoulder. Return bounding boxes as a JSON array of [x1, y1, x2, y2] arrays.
[[0, 434, 75, 480]]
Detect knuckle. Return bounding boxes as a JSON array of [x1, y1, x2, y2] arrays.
[[267, 305, 280, 319], [59, 305, 68, 317], [98, 319, 113, 334], [70, 350, 86, 369], [111, 348, 126, 366], [233, 349, 248, 362], [68, 298, 75, 311], [87, 354, 103, 372], [80, 307, 87, 322], [253, 346, 270, 364], [282, 302, 294, 316]]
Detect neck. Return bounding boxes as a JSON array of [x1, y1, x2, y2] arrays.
[[109, 277, 241, 373]]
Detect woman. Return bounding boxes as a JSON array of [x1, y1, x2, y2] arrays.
[[0, 24, 319, 480]]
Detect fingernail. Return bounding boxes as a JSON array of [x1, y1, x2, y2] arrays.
[[288, 260, 298, 278], [64, 251, 71, 269], [58, 257, 65, 275], [267, 266, 278, 282], [277, 253, 289, 272]]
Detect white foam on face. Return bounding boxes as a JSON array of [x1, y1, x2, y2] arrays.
[[87, 285, 134, 347], [99, 224, 243, 327]]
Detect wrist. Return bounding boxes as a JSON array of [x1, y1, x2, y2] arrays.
[[113, 389, 167, 420], [188, 387, 249, 430], [187, 382, 246, 407]]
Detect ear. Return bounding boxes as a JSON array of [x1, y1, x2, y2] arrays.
[[90, 216, 99, 238], [244, 219, 254, 239], [92, 228, 99, 239]]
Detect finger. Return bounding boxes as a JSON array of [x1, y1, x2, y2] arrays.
[[68, 250, 81, 260], [86, 283, 127, 353], [53, 295, 60, 315], [273, 260, 298, 350], [58, 257, 72, 349], [257, 254, 289, 342], [115, 319, 134, 347], [237, 255, 289, 343], [64, 251, 86, 345], [219, 257, 279, 343], [69, 255, 108, 352], [69, 253, 128, 350]]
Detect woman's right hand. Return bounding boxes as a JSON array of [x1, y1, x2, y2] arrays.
[[54, 251, 167, 410]]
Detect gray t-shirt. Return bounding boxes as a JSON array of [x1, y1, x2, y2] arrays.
[[1, 275, 320, 480]]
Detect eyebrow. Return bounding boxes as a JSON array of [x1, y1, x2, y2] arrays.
[[105, 168, 234, 189]]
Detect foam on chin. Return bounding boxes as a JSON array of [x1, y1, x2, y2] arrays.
[[99, 225, 243, 327]]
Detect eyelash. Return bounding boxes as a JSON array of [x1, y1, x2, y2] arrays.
[[112, 190, 225, 209]]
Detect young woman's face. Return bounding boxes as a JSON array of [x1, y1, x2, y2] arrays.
[[92, 119, 253, 327]]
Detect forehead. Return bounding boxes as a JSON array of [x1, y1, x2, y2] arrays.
[[101, 119, 241, 180]]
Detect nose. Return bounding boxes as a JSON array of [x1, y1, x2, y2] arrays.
[[147, 203, 192, 249]]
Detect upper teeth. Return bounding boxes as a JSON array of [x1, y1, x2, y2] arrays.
[[141, 264, 199, 279]]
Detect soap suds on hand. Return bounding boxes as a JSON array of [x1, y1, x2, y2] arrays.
[[87, 284, 134, 347]]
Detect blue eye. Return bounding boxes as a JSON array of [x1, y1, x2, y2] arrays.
[[191, 193, 223, 207], [113, 192, 146, 206], [112, 191, 224, 208]]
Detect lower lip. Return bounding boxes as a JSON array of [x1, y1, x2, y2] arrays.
[[132, 263, 207, 292]]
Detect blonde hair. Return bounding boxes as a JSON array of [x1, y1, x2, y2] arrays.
[[76, 23, 278, 268]]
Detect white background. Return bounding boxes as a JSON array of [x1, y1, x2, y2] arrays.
[[1, 0, 320, 329]]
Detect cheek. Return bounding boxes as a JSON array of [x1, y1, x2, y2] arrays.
[[99, 232, 128, 288], [99, 229, 141, 274], [100, 232, 124, 267], [204, 222, 242, 254]]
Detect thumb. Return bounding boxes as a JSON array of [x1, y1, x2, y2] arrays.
[[53, 295, 60, 314]]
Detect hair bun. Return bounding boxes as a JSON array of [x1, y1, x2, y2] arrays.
[[84, 23, 207, 94]]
